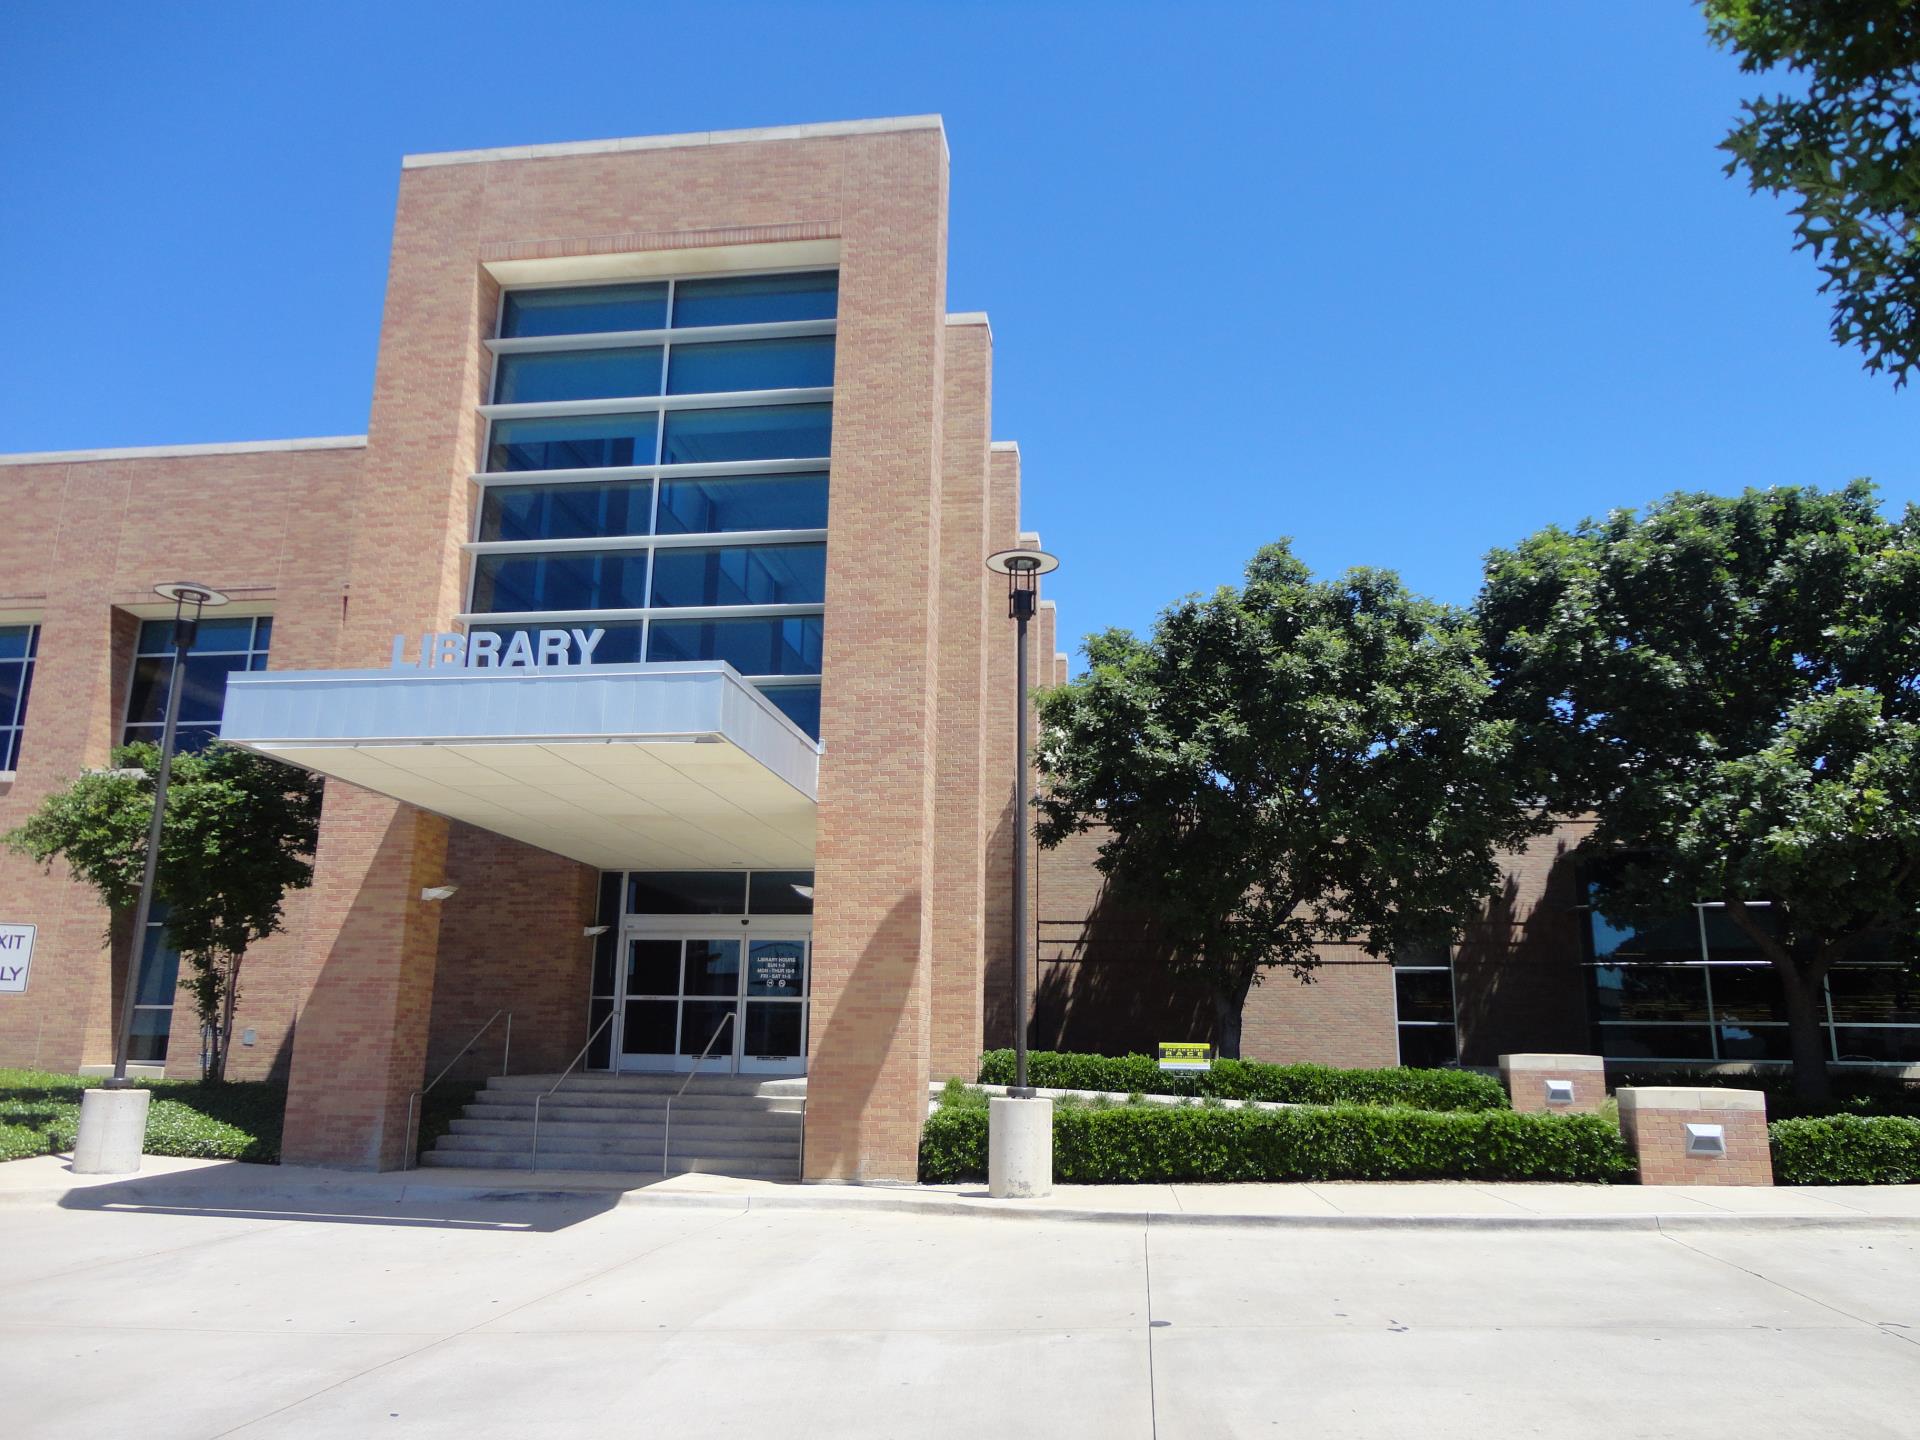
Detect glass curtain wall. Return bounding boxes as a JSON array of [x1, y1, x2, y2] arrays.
[[469, 271, 835, 738], [123, 616, 272, 752], [1585, 888, 1920, 1063], [0, 623, 38, 771]]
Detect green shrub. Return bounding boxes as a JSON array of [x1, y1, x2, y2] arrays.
[[0, 1069, 284, 1164], [977, 1049, 1507, 1112], [1770, 1114, 1920, 1185], [919, 1092, 1629, 1184]]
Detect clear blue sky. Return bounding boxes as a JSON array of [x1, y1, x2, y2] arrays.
[[3, 2, 1911, 655]]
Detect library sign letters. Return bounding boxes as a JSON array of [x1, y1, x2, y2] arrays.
[[0, 924, 35, 995], [391, 629, 608, 671]]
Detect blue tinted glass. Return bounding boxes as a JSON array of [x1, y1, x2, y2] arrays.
[[666, 337, 835, 395], [469, 622, 645, 664], [758, 683, 821, 739], [489, 413, 659, 471], [493, 347, 662, 404], [135, 922, 181, 1005], [671, 272, 838, 328], [661, 405, 831, 465], [0, 625, 32, 660], [650, 544, 826, 608], [647, 615, 824, 675], [502, 283, 668, 338], [128, 1007, 172, 1063], [177, 654, 250, 722], [1, 729, 18, 770], [657, 472, 827, 534], [139, 616, 256, 656], [125, 656, 173, 725], [253, 617, 272, 650], [479, 480, 653, 541], [470, 551, 651, 613], [1591, 965, 1708, 1022], [0, 661, 22, 727]]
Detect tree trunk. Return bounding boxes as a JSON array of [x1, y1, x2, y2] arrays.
[[1211, 967, 1257, 1060], [1778, 956, 1832, 1108], [214, 954, 243, 1083]]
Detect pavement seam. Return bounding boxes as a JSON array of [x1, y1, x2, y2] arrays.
[[1142, 1228, 1160, 1440], [204, 1206, 750, 1437], [1655, 1225, 1920, 1349]]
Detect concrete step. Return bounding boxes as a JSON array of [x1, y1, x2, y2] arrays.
[[470, 1090, 806, 1117], [450, 1116, 799, 1143], [434, 1131, 799, 1161], [461, 1100, 804, 1125], [483, 1073, 805, 1098], [418, 1150, 801, 1179]]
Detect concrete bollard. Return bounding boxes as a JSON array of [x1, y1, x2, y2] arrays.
[[1498, 1053, 1607, 1113], [72, 1087, 152, 1175], [1617, 1086, 1772, 1186], [988, 1095, 1053, 1199]]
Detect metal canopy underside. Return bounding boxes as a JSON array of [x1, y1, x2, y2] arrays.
[[221, 662, 818, 871]]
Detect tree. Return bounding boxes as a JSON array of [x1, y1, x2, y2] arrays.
[[1034, 542, 1544, 1058], [1704, 0, 1920, 385], [5, 742, 323, 1080], [1479, 481, 1920, 1102]]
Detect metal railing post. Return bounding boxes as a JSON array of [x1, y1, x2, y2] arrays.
[[531, 1009, 616, 1173], [405, 1008, 512, 1171], [662, 1011, 735, 1178]]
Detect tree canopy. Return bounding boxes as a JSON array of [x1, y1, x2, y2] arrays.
[[1705, 0, 1920, 384], [5, 742, 323, 1079], [1479, 480, 1920, 1097], [1035, 542, 1544, 1057]]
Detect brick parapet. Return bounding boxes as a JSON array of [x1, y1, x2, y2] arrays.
[[1617, 1086, 1773, 1186]]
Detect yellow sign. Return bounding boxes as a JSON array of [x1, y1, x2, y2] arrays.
[[1158, 1041, 1212, 1071]]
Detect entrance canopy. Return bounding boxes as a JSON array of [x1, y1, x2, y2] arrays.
[[221, 662, 818, 870]]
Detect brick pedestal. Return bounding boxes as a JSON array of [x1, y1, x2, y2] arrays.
[[1617, 1086, 1772, 1186], [1499, 1052, 1606, 1113]]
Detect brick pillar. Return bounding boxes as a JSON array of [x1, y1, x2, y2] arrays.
[[281, 789, 450, 1169], [1617, 1086, 1773, 1186], [928, 316, 992, 1081], [803, 127, 951, 1181], [1499, 1052, 1606, 1113]]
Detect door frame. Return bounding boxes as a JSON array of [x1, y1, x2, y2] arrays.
[[612, 915, 811, 1075]]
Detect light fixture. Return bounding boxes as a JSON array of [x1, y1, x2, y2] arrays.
[[1544, 1079, 1575, 1106], [582, 924, 610, 937], [790, 884, 814, 900], [420, 885, 460, 903]]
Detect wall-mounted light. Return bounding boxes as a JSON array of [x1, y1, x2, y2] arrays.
[[582, 925, 610, 937], [1685, 1123, 1727, 1157], [420, 885, 459, 903], [1544, 1079, 1575, 1106]]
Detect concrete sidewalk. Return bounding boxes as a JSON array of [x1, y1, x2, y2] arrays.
[[5, 1153, 1919, 1229]]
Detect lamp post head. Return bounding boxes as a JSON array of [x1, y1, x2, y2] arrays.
[[153, 581, 229, 609], [986, 548, 1058, 621]]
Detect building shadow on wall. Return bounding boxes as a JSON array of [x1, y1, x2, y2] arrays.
[[804, 892, 924, 1180], [1452, 837, 1592, 1065], [1031, 877, 1212, 1057]]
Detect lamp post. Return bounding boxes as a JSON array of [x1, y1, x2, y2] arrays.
[[985, 546, 1058, 1099], [107, 582, 229, 1088]]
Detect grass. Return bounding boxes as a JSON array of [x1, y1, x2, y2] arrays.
[[0, 1068, 286, 1164]]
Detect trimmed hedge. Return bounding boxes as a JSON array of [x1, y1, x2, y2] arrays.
[[0, 1069, 285, 1164], [1770, 1115, 1920, 1185], [920, 1097, 1631, 1184], [978, 1049, 1507, 1112]]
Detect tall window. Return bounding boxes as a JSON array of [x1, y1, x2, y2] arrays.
[[1393, 945, 1458, 1066], [469, 271, 835, 739], [130, 905, 180, 1065], [123, 615, 272, 752], [0, 623, 38, 772], [1585, 887, 1920, 1064]]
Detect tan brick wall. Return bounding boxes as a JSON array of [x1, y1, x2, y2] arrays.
[[1500, 1055, 1608, 1113], [0, 445, 360, 1077], [1243, 953, 1401, 1067], [981, 444, 1023, 1048], [927, 317, 992, 1081], [1619, 1090, 1774, 1186]]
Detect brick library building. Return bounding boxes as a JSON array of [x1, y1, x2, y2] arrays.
[[1, 117, 1914, 1182]]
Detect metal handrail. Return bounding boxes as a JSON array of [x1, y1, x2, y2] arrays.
[[662, 1011, 736, 1176], [405, 1008, 512, 1171], [530, 1009, 616, 1172]]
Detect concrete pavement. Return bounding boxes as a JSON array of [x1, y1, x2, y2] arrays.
[[0, 1174, 1917, 1438]]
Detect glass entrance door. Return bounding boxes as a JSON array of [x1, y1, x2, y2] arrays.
[[615, 926, 810, 1075]]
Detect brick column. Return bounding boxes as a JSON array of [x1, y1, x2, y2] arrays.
[[981, 443, 1021, 1049], [281, 789, 450, 1169], [927, 316, 992, 1081], [1499, 1052, 1606, 1113], [1617, 1086, 1773, 1186]]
